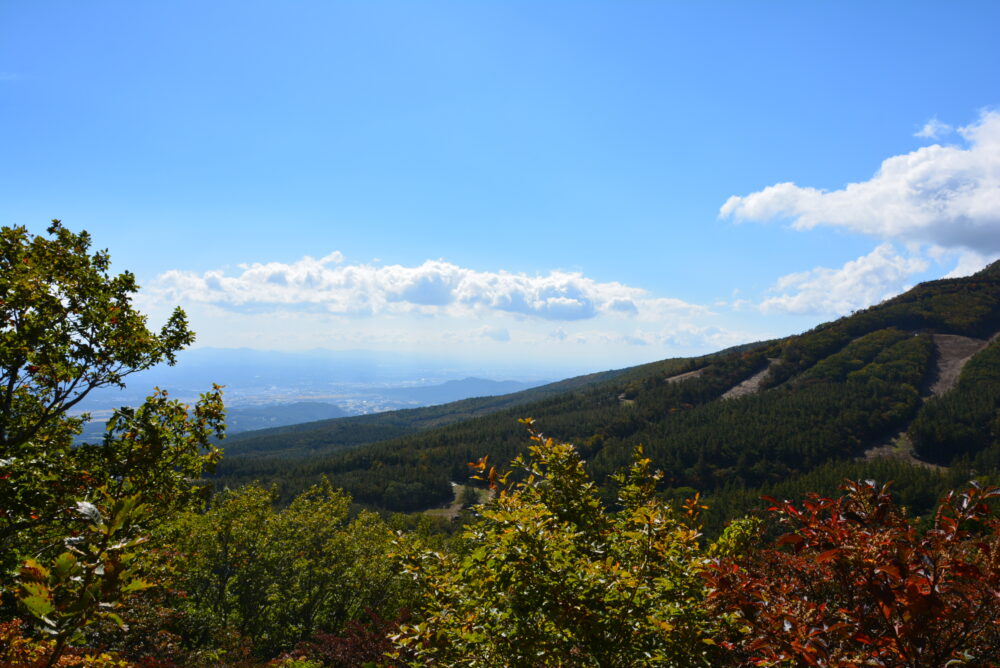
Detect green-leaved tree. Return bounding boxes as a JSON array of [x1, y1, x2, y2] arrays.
[[392, 421, 733, 667], [0, 221, 223, 665]]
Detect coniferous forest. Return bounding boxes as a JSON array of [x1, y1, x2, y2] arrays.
[[3, 223, 1000, 666]]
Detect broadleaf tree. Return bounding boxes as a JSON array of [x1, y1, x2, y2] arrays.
[[0, 221, 222, 665], [392, 421, 732, 667]]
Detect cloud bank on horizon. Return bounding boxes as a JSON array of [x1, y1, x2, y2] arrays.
[[148, 255, 744, 358], [152, 256, 703, 322]]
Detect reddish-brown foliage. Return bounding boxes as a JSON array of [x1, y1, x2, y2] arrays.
[[277, 609, 408, 668], [0, 618, 134, 667], [707, 480, 1000, 667]]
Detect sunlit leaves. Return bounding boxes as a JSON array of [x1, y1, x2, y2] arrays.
[[706, 480, 1000, 667], [157, 480, 418, 657], [0, 220, 194, 452], [0, 221, 217, 665], [393, 428, 729, 666]]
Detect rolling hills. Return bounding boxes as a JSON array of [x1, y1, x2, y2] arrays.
[[213, 261, 1000, 527]]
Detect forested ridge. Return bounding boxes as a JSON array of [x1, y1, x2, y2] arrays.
[[214, 260, 1000, 526]]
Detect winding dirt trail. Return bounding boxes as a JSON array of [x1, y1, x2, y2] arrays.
[[620, 367, 708, 405]]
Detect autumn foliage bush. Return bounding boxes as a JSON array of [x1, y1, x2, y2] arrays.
[[278, 610, 407, 667], [0, 618, 133, 667], [706, 479, 1000, 667], [390, 425, 1000, 667]]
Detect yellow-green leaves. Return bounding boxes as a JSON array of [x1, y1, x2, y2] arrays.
[[0, 221, 195, 454], [158, 481, 418, 656], [0, 222, 219, 665], [14, 486, 161, 654], [393, 428, 728, 667]]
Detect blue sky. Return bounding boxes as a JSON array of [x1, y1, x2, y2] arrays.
[[2, 2, 999, 372]]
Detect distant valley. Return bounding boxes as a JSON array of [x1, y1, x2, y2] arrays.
[[75, 375, 547, 441]]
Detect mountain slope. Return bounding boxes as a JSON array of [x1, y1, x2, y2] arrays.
[[218, 365, 651, 460], [226, 402, 349, 433], [214, 262, 1000, 519]]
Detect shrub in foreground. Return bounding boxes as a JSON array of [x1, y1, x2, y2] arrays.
[[707, 480, 1000, 667], [392, 421, 732, 667]]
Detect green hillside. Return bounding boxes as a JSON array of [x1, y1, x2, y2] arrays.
[[219, 364, 638, 459], [213, 262, 1000, 523]]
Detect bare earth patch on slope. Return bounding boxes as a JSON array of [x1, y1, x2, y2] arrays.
[[424, 483, 491, 521], [928, 333, 994, 396], [664, 367, 705, 384], [721, 359, 779, 400], [863, 331, 996, 468], [862, 433, 944, 470], [620, 367, 708, 406]]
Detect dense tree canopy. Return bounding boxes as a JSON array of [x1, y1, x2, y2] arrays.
[[0, 222, 220, 665], [392, 423, 733, 667], [0, 221, 193, 451]]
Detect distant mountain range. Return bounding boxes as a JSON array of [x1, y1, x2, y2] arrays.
[[75, 377, 547, 442], [73, 348, 576, 415], [222, 378, 543, 433], [214, 261, 1000, 530], [377, 377, 542, 405]]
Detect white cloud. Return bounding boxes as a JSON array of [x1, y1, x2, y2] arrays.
[[934, 247, 1000, 278], [534, 325, 754, 352], [150, 256, 705, 323], [914, 117, 953, 139], [473, 326, 511, 342], [548, 328, 568, 342], [720, 110, 1000, 252], [649, 324, 755, 350], [758, 244, 928, 316], [138, 254, 762, 362]]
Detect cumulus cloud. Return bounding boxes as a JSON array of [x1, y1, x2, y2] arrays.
[[914, 117, 953, 139], [759, 244, 928, 315], [650, 324, 754, 350], [474, 326, 511, 342], [934, 247, 1000, 279], [720, 110, 1000, 252], [533, 325, 753, 351], [150, 255, 704, 322]]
